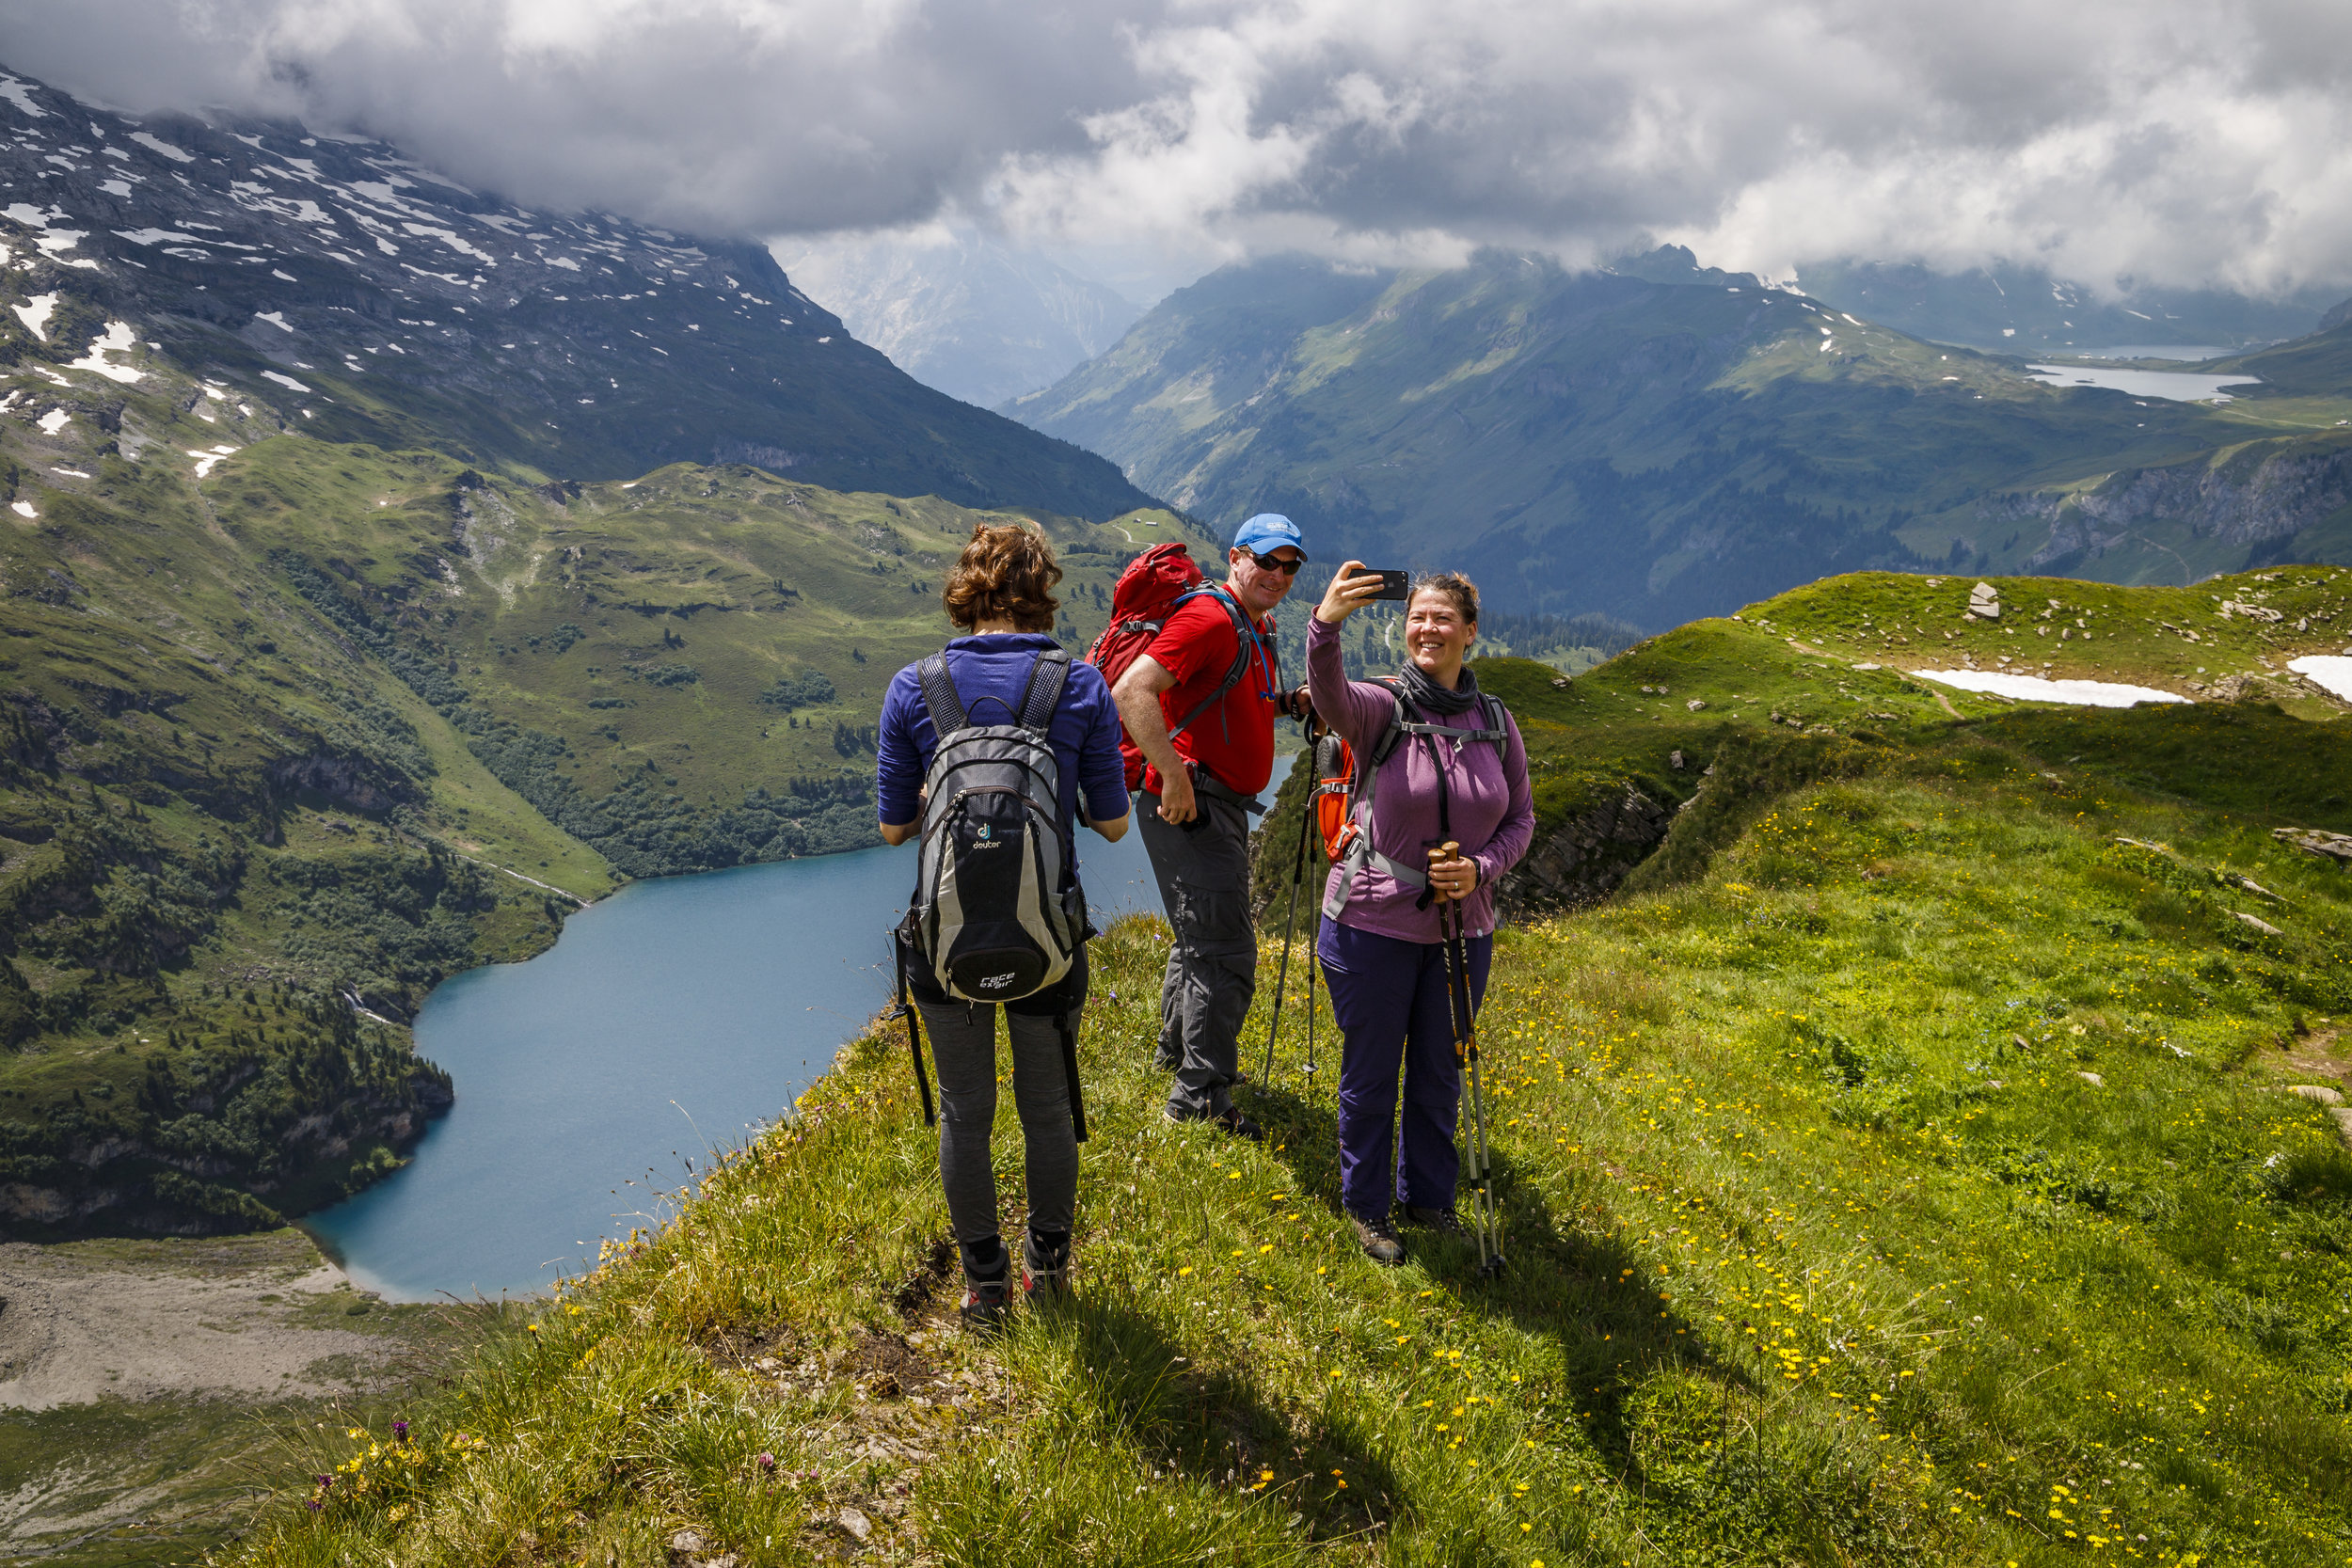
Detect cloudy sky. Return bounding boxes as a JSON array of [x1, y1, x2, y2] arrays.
[[5, 0, 2349, 301]]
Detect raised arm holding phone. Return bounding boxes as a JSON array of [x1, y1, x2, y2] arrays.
[[1306, 561, 1534, 1264]]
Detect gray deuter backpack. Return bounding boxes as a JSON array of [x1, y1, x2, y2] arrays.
[[902, 646, 1087, 1002]]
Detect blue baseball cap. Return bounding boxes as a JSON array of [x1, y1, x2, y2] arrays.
[[1232, 512, 1307, 561]]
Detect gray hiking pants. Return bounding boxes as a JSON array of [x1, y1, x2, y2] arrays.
[[916, 999, 1079, 1253], [1139, 790, 1256, 1117]]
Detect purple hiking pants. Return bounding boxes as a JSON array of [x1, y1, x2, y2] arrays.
[[1317, 920, 1492, 1219]]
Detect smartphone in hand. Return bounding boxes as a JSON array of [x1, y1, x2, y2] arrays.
[[1366, 569, 1411, 601]]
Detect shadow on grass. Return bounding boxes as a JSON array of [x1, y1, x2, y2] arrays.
[[1038, 1289, 1403, 1544], [1243, 1075, 1751, 1475]]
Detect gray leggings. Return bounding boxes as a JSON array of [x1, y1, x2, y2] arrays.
[[916, 1000, 1079, 1253]]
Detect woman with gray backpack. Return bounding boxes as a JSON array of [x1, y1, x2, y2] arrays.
[[878, 522, 1130, 1326]]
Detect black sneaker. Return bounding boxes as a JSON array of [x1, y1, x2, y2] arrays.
[[1022, 1229, 1071, 1303], [1402, 1204, 1467, 1236], [1350, 1212, 1405, 1266]]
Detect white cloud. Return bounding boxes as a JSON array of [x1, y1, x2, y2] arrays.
[[1, 0, 2346, 295]]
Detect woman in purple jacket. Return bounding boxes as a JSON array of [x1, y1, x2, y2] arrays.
[[1307, 563, 1535, 1264]]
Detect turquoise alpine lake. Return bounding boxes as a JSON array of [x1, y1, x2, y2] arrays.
[[304, 830, 1164, 1302]]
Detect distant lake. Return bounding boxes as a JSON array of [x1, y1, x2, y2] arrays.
[[304, 830, 1164, 1302], [2026, 363, 2261, 402]]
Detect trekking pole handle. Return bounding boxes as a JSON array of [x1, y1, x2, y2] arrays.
[[1427, 841, 1462, 904]]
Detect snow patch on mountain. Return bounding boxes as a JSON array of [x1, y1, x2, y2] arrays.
[[128, 132, 193, 164], [13, 292, 56, 341], [65, 321, 144, 383]]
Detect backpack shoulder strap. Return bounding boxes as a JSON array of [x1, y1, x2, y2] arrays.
[[1479, 693, 1512, 759], [1167, 586, 1270, 741], [1365, 678, 1411, 767], [915, 653, 969, 737], [1015, 646, 1073, 734]]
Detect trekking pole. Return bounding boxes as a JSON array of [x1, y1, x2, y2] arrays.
[[1259, 783, 1317, 1087], [1429, 843, 1503, 1277], [1302, 840, 1323, 1091], [1055, 1012, 1089, 1144], [891, 935, 936, 1127]]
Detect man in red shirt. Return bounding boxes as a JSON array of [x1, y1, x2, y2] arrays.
[[1112, 513, 1307, 1139]]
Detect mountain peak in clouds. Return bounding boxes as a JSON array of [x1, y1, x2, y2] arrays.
[[1795, 259, 2339, 358], [0, 63, 1150, 517], [778, 231, 1142, 409]]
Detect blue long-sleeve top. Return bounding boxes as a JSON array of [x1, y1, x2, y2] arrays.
[[875, 633, 1131, 835]]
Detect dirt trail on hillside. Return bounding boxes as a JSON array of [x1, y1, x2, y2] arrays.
[[0, 1232, 401, 1411]]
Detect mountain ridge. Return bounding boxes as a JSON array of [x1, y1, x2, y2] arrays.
[[1009, 249, 2352, 626], [0, 62, 1152, 519]]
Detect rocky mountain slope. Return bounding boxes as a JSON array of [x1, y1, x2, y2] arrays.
[[779, 230, 1142, 408], [1795, 256, 2341, 356], [0, 62, 1150, 518], [1009, 250, 2352, 626]]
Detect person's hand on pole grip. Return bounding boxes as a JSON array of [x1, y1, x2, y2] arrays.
[[1314, 560, 1386, 626], [1425, 842, 1478, 903], [1157, 764, 1198, 824]]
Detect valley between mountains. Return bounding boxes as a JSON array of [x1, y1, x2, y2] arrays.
[[4, 50, 2352, 1568]]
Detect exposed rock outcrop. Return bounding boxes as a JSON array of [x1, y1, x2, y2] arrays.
[[2012, 438, 2352, 569], [1500, 785, 1674, 915]]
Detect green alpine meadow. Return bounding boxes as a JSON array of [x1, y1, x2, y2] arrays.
[[109, 581, 2344, 1568]]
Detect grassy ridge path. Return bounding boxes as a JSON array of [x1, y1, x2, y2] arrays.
[[229, 713, 2352, 1567]]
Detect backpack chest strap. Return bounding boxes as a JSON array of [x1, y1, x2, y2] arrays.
[[1394, 721, 1507, 743], [1322, 689, 1508, 920]]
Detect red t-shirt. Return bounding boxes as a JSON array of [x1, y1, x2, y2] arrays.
[[1130, 589, 1281, 798]]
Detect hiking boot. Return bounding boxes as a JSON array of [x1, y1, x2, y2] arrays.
[[1350, 1212, 1405, 1266], [1402, 1204, 1467, 1236], [1160, 1104, 1263, 1142], [958, 1273, 1010, 1330], [1213, 1104, 1263, 1142], [1021, 1229, 1072, 1303]]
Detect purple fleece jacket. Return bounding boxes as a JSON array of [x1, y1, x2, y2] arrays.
[[1307, 614, 1535, 942]]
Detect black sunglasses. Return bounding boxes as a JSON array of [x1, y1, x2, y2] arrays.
[[1242, 549, 1304, 576]]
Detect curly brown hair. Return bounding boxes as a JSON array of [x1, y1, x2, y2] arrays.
[[1409, 570, 1480, 625], [941, 521, 1063, 632]]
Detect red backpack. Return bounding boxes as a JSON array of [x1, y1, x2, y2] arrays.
[[1087, 541, 1265, 786]]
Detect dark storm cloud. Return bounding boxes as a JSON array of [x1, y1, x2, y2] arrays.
[[4, 0, 2347, 293]]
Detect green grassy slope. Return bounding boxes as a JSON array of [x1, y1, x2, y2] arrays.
[[0, 311, 1209, 1237], [214, 594, 2352, 1565], [199, 441, 1201, 875], [1009, 253, 2352, 626], [1251, 566, 2352, 921]]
